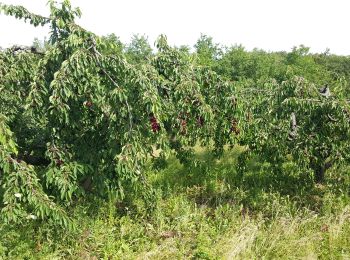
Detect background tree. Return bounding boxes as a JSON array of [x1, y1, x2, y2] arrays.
[[100, 33, 124, 55], [125, 34, 153, 65], [194, 34, 221, 68], [237, 76, 350, 183]]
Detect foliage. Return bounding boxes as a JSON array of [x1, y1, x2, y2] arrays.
[[314, 52, 350, 96], [125, 34, 153, 64], [0, 115, 70, 226], [0, 1, 236, 226], [1, 0, 350, 231], [215, 45, 286, 81], [1, 149, 350, 259], [215, 44, 333, 85], [194, 34, 221, 68], [100, 33, 124, 55], [238, 76, 350, 182], [285, 45, 332, 84]]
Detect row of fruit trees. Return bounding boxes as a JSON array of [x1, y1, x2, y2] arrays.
[[0, 1, 349, 227]]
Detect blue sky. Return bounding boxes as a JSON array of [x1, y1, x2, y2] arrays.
[[1, 0, 350, 55]]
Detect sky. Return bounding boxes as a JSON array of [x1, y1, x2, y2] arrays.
[[0, 0, 350, 55]]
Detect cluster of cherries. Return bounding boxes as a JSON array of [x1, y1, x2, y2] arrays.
[[180, 119, 187, 134], [150, 115, 161, 133], [149, 113, 206, 134], [56, 159, 64, 166], [85, 101, 93, 108], [230, 118, 240, 135]]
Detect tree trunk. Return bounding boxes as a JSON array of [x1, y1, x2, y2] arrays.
[[315, 165, 325, 183], [314, 161, 332, 183]]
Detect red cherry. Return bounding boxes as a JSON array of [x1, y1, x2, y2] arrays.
[[180, 119, 187, 134], [230, 119, 240, 135], [56, 159, 64, 166], [150, 116, 160, 132], [85, 101, 93, 108]]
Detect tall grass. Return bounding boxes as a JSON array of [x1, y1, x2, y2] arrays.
[[1, 147, 350, 259]]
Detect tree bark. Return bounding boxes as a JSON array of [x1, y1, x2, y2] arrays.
[[314, 161, 332, 183]]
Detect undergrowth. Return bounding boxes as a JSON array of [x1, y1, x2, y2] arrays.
[[1, 147, 350, 259]]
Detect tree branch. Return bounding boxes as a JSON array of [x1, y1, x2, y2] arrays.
[[8, 45, 45, 55]]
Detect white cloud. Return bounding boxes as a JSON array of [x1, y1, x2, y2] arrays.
[[1, 0, 349, 54]]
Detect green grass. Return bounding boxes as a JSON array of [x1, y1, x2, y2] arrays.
[[1, 147, 350, 259]]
